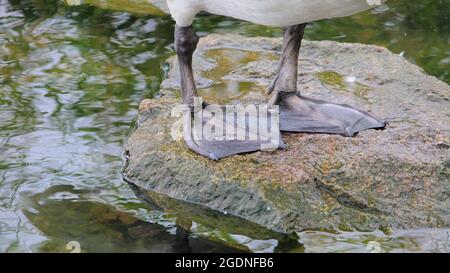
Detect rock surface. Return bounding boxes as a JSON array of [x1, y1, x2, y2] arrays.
[[124, 34, 450, 233]]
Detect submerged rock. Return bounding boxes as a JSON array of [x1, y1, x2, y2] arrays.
[[124, 34, 450, 233]]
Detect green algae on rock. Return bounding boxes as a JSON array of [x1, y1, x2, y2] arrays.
[[124, 34, 450, 234]]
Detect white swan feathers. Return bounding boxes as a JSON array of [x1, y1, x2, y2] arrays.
[[167, 0, 387, 27]]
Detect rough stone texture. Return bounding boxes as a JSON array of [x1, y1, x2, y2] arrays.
[[124, 34, 450, 233]]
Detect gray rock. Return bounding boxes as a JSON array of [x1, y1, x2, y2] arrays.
[[124, 34, 450, 233]]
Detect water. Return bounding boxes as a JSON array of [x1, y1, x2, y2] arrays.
[[0, 0, 449, 252]]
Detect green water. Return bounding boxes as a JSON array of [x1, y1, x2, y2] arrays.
[[0, 0, 449, 252]]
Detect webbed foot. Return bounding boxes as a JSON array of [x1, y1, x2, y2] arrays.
[[271, 91, 387, 136], [182, 105, 286, 160], [174, 25, 285, 160]]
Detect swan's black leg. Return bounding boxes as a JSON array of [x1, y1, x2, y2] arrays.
[[269, 24, 386, 136], [175, 25, 200, 106], [175, 25, 285, 160], [268, 24, 306, 98]]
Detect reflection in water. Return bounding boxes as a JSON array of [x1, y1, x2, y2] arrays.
[[0, 0, 175, 252], [0, 0, 449, 252], [22, 185, 243, 252], [299, 229, 450, 253], [128, 182, 303, 253]]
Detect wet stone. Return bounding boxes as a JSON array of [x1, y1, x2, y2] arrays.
[[124, 34, 450, 233]]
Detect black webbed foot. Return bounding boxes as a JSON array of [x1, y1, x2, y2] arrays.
[[182, 104, 286, 160], [271, 91, 387, 136]]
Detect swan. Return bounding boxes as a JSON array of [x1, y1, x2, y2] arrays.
[[168, 0, 387, 27], [167, 0, 388, 160]]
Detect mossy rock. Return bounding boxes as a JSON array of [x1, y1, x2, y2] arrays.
[[124, 34, 450, 233]]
